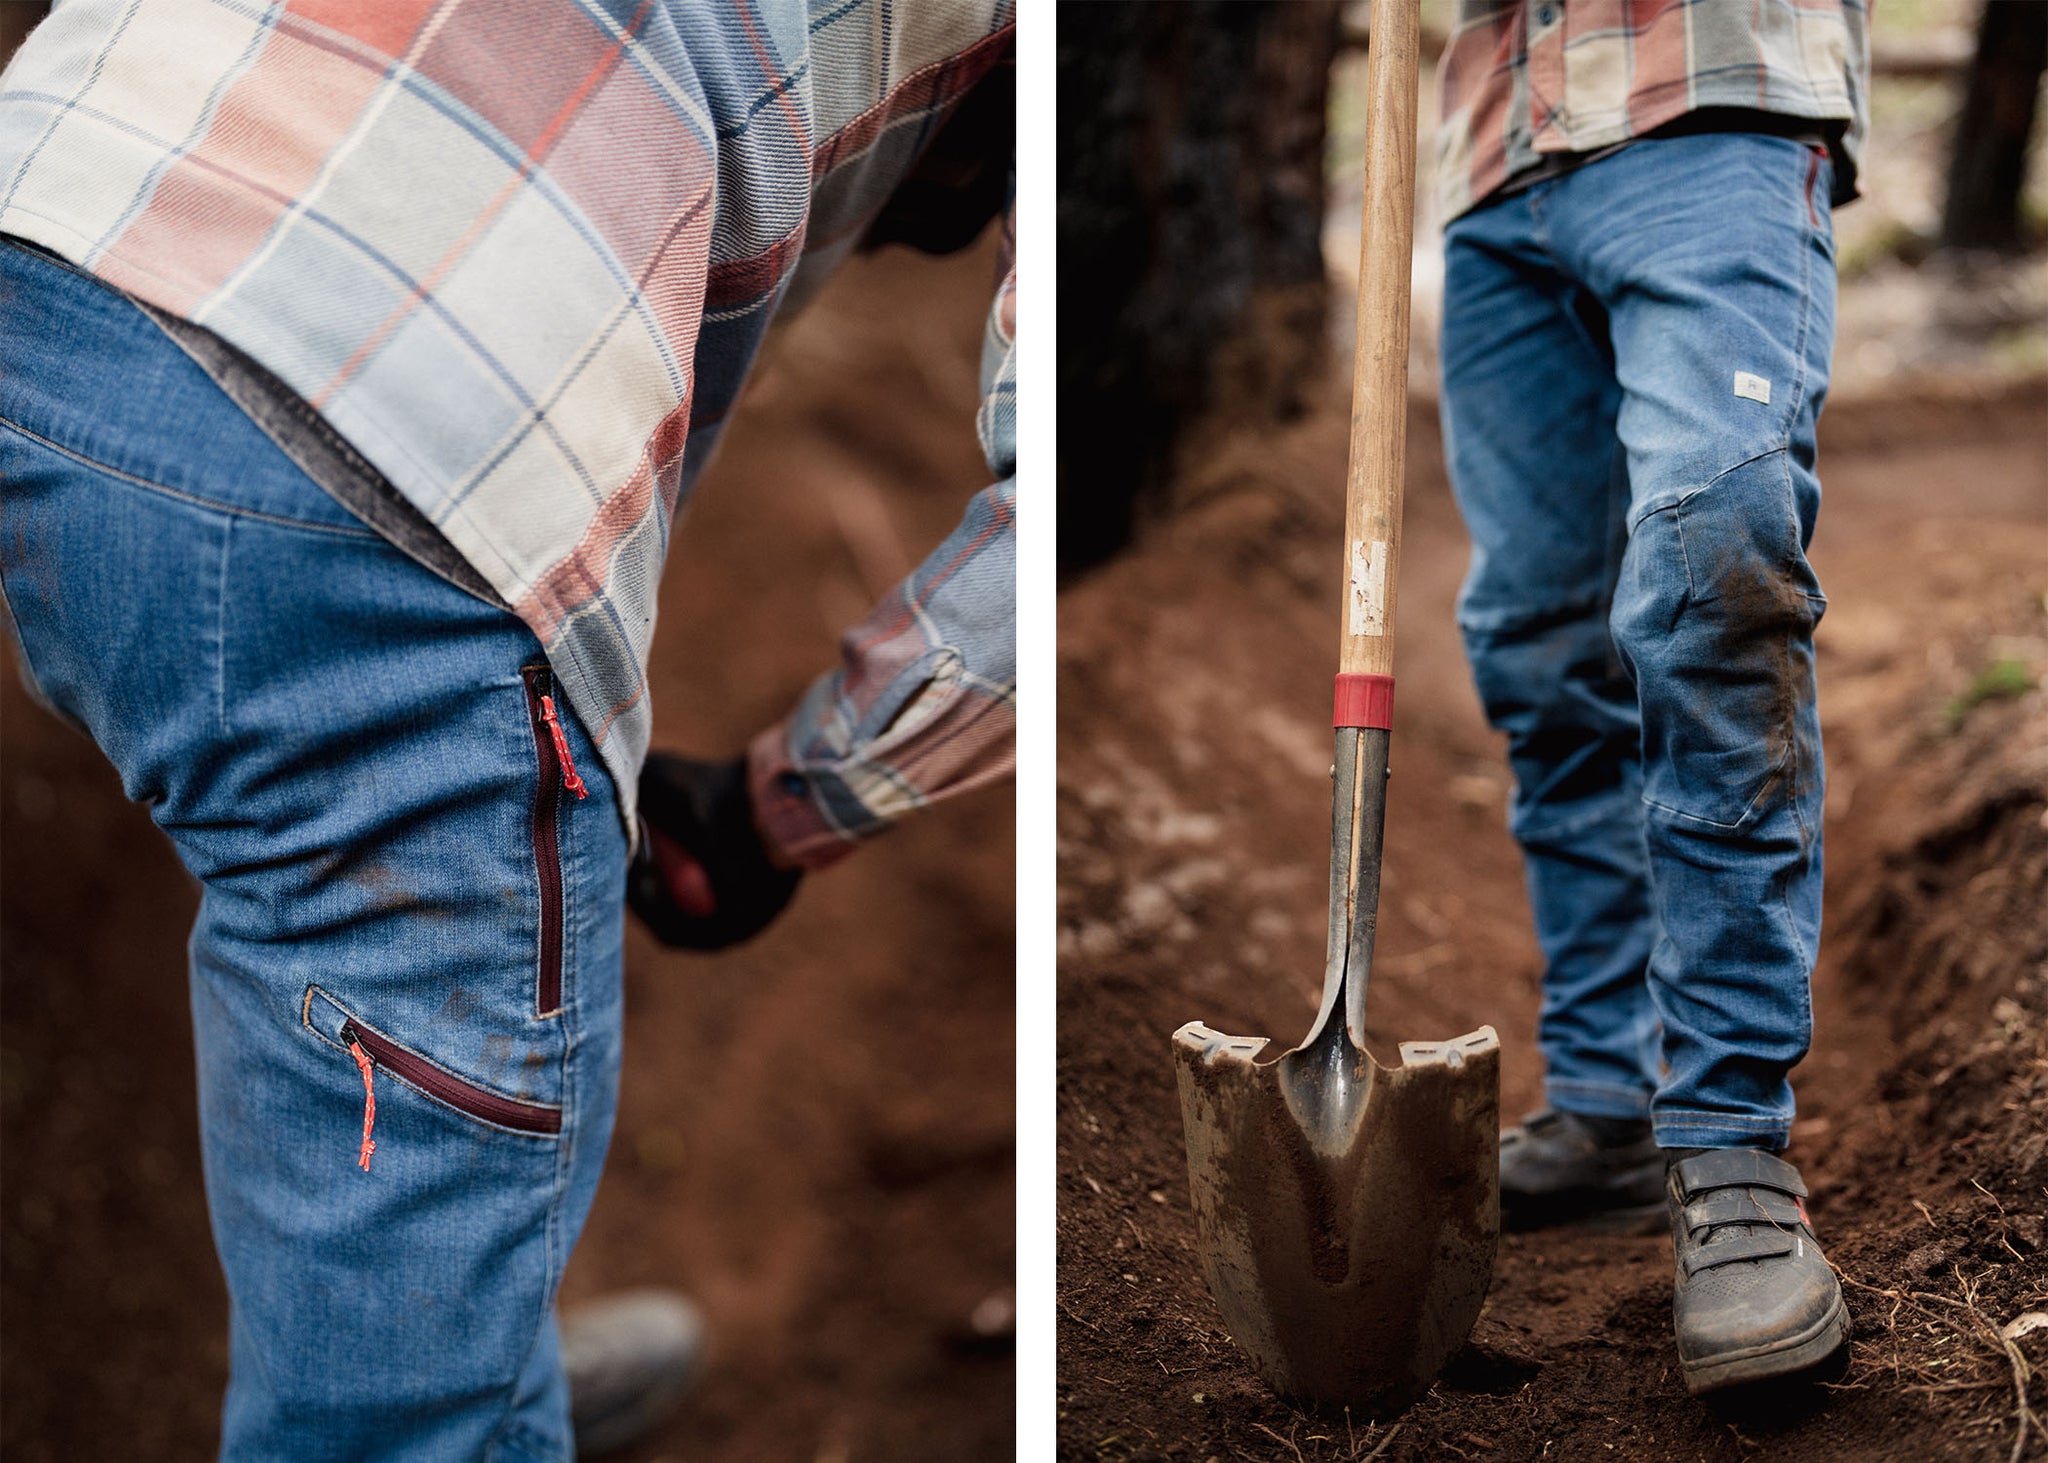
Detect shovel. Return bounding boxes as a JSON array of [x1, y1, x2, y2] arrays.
[[1171, 0, 1500, 1415]]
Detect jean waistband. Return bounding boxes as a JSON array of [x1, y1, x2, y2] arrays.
[[0, 236, 369, 535]]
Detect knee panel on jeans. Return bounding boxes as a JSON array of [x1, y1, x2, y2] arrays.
[[1613, 450, 1825, 832]]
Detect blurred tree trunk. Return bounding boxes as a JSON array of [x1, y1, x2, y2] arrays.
[[1058, 1, 1341, 574], [1940, 0, 2047, 252]]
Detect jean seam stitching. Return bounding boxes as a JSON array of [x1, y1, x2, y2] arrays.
[[529, 901, 578, 1456], [1781, 844, 1815, 1070], [1627, 502, 1694, 614], [1779, 458, 1816, 851], [1640, 732, 1794, 831], [1528, 186, 1553, 260], [1783, 144, 1817, 449], [214, 517, 231, 735], [1655, 1115, 1792, 1130], [1635, 444, 1792, 535], [559, 758, 579, 1022], [552, 676, 579, 1020], [482, 669, 579, 1457], [0, 416, 381, 539], [490, 679, 579, 1455], [1781, 163, 1822, 845]]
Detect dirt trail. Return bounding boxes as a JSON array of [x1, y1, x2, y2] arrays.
[[1057, 379, 2048, 1462], [1, 241, 1014, 1463]]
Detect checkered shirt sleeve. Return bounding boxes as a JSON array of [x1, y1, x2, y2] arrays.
[[748, 213, 1015, 868]]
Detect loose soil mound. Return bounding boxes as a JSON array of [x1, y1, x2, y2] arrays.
[[1057, 380, 2048, 1462], [0, 241, 1014, 1463]]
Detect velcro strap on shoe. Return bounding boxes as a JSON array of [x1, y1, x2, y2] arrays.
[[1684, 1188, 1807, 1233], [1681, 1226, 1800, 1276], [1671, 1148, 1807, 1203]]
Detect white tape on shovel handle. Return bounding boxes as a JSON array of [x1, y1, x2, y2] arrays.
[[1349, 539, 1388, 637]]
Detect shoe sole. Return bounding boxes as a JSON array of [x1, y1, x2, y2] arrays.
[[1680, 1289, 1851, 1395]]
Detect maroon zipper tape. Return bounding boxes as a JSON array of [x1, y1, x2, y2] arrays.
[[521, 666, 566, 1017], [340, 1020, 561, 1136]]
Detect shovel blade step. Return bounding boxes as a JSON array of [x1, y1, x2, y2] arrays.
[[1173, 1021, 1501, 1414]]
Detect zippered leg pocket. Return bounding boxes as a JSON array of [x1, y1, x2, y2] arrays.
[[303, 985, 562, 1159], [520, 664, 586, 1018]]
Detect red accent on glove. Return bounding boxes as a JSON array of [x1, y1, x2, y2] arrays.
[[648, 823, 718, 918]]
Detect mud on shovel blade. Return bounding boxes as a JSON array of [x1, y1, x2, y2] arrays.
[[1170, 0, 1498, 1414], [1172, 727, 1499, 1413]]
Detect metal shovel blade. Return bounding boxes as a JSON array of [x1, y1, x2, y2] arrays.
[[1171, 728, 1500, 1413], [1172, 1018, 1500, 1413]]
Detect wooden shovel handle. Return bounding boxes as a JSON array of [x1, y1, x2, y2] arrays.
[[1338, 0, 1420, 680]]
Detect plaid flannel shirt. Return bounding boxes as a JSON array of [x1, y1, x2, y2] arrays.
[[1436, 0, 1869, 221], [0, 0, 1016, 866]]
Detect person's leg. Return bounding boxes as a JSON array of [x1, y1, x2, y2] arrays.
[[1440, 192, 1662, 1127], [1548, 134, 1835, 1153], [1545, 133, 1845, 1391], [0, 238, 624, 1462]]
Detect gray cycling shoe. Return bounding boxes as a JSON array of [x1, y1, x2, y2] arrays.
[[1667, 1149, 1849, 1395], [562, 1288, 708, 1457], [1499, 1107, 1666, 1233]]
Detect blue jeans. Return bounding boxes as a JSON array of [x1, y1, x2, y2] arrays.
[[1440, 134, 1835, 1151], [0, 238, 626, 1460]]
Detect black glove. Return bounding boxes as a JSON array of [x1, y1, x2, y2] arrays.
[[627, 752, 802, 950]]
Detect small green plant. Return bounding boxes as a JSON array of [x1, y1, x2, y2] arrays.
[[1943, 657, 2037, 729]]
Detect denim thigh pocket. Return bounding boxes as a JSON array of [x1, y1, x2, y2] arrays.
[[1617, 451, 1824, 831], [303, 985, 563, 1150]]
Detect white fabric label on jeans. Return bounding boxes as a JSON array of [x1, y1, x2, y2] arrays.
[[1733, 371, 1772, 404], [1349, 538, 1388, 636]]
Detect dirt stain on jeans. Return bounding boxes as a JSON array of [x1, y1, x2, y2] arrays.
[[435, 989, 480, 1027], [1686, 529, 1822, 833], [343, 860, 454, 920]]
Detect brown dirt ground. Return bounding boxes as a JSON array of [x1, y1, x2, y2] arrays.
[[0, 241, 1014, 1462], [1057, 378, 2048, 1462]]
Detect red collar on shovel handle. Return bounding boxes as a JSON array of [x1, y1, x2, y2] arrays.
[[1170, 0, 1501, 1417]]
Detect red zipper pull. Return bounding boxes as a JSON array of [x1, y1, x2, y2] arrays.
[[538, 694, 589, 800], [346, 1034, 378, 1172]]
